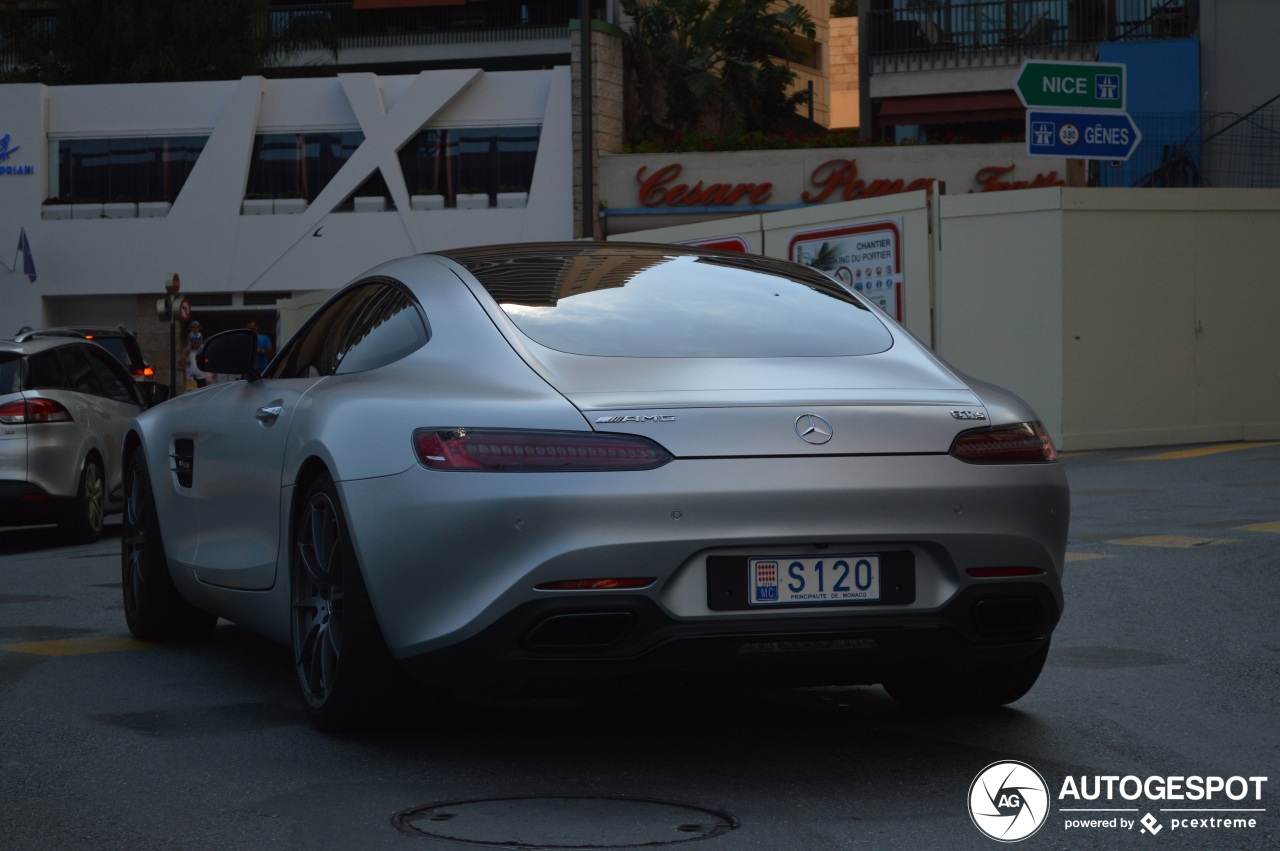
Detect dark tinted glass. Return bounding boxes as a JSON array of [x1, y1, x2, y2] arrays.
[[82, 336, 142, 371], [26, 350, 70, 390], [83, 347, 140, 405], [51, 136, 208, 204], [459, 251, 893, 358], [54, 346, 103, 396], [245, 131, 364, 203], [0, 354, 22, 394], [397, 125, 540, 207], [274, 283, 428, 378]]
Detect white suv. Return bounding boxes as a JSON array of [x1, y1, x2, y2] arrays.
[[1, 336, 167, 542]]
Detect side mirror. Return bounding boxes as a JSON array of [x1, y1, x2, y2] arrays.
[[198, 328, 259, 379], [139, 382, 171, 409]]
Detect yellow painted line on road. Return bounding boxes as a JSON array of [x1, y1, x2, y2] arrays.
[[1237, 521, 1280, 534], [1107, 535, 1235, 549], [1123, 441, 1280, 462], [0, 636, 159, 656], [1065, 552, 1113, 562]]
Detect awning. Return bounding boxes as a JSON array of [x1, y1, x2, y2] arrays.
[[877, 91, 1025, 126]]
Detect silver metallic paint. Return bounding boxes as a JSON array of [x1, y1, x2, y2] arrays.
[[127, 246, 1069, 679]]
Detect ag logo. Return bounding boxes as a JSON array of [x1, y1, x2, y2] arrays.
[[968, 760, 1050, 842]]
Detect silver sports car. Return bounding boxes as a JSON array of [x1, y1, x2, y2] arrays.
[[121, 242, 1069, 730]]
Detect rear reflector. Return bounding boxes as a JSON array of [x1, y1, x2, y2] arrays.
[[966, 567, 1045, 578], [414, 428, 672, 472], [536, 578, 656, 591], [0, 398, 73, 424], [950, 421, 1057, 463]]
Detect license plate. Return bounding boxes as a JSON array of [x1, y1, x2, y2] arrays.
[[748, 555, 881, 605]]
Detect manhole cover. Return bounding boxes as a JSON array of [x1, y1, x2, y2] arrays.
[[393, 795, 739, 848]]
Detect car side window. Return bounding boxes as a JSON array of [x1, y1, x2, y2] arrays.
[[273, 282, 428, 378], [54, 346, 105, 397], [23, 351, 70, 391], [83, 346, 141, 405]]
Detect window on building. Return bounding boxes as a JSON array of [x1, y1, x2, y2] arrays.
[[48, 136, 208, 204], [244, 131, 365, 203], [397, 125, 540, 207]]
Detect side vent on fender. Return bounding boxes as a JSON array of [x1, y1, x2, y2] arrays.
[[171, 438, 195, 488]]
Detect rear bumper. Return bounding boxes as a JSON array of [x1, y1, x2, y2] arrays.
[[0, 481, 74, 527], [399, 582, 1061, 693]]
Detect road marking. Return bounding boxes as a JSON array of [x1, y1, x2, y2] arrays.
[[1107, 535, 1235, 549], [1237, 521, 1280, 534], [1123, 441, 1280, 462], [0, 636, 158, 656], [1066, 552, 1113, 562]]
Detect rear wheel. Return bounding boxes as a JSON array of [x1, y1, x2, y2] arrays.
[[60, 456, 104, 544], [883, 641, 1050, 709], [292, 472, 397, 732], [121, 451, 218, 640]]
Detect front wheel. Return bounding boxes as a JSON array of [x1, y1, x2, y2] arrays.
[[292, 472, 397, 732], [883, 641, 1050, 709]]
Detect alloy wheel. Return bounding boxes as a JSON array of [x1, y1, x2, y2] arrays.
[[293, 490, 346, 708]]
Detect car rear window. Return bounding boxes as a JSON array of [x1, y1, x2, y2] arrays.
[[0, 353, 21, 395], [89, 337, 137, 369], [453, 250, 893, 358]]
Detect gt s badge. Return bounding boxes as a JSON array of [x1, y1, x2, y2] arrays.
[[950, 410, 988, 420], [595, 415, 677, 424]]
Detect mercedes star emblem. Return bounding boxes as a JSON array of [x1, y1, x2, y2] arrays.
[[795, 413, 833, 445]]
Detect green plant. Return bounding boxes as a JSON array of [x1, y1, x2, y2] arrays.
[[622, 0, 815, 143]]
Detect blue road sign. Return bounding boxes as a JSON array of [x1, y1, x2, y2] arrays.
[[1026, 110, 1142, 160]]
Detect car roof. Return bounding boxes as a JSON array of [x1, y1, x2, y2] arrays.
[[0, 335, 91, 355], [14, 325, 138, 341]]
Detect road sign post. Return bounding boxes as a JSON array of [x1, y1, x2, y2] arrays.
[[1017, 60, 1139, 164], [1015, 60, 1127, 111], [1026, 110, 1142, 161]]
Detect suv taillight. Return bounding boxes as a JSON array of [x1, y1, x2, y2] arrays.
[[414, 428, 672, 472], [0, 398, 73, 424], [950, 421, 1057, 463]]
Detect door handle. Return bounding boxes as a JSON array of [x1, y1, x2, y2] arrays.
[[255, 403, 283, 424]]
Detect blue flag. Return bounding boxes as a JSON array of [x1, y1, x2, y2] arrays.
[[16, 227, 36, 284]]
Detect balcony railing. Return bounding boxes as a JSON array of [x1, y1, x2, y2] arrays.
[[267, 0, 579, 52], [867, 0, 1193, 71], [1, 2, 585, 71]]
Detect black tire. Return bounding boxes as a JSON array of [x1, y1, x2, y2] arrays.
[[60, 455, 105, 544], [292, 471, 397, 732], [121, 450, 218, 640], [883, 641, 1050, 709]]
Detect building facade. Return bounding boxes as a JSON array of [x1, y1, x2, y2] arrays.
[[0, 70, 573, 387]]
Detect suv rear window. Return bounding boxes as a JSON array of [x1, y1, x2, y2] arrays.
[[0, 353, 21, 395], [88, 337, 138, 370], [454, 251, 893, 358]]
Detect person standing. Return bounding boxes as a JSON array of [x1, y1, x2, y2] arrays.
[[184, 320, 207, 390], [247, 320, 274, 374]]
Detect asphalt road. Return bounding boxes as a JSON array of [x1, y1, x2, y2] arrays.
[[1, 442, 1276, 850]]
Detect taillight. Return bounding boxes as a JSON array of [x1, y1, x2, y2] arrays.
[[0, 398, 73, 425], [135, 366, 155, 378], [950, 421, 1057, 463], [413, 428, 672, 472]]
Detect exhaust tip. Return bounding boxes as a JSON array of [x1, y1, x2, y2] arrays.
[[525, 612, 636, 650]]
